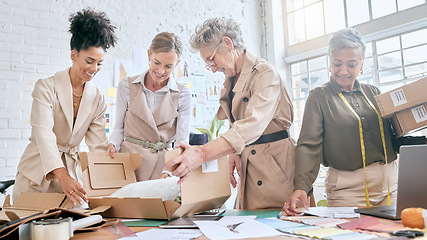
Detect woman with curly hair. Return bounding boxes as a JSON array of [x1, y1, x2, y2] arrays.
[[12, 9, 117, 207], [166, 18, 295, 209]]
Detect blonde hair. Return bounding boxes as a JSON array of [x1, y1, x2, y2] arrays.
[[150, 32, 183, 58]]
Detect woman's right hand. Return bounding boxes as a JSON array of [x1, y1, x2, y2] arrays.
[[52, 168, 88, 206], [229, 154, 241, 188], [282, 190, 309, 216], [107, 143, 117, 158]]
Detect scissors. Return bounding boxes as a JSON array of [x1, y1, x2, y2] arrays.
[[357, 227, 424, 238], [227, 222, 244, 233]]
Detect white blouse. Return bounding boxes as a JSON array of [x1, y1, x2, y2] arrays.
[[108, 71, 191, 151]]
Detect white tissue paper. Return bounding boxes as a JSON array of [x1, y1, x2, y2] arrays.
[[110, 177, 181, 201]]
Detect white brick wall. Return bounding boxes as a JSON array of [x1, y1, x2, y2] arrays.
[[0, 0, 264, 180]]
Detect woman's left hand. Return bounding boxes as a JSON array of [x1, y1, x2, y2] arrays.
[[52, 168, 88, 205], [164, 142, 204, 183], [229, 154, 241, 188]]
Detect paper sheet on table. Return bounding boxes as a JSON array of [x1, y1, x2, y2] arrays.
[[194, 216, 282, 240], [118, 229, 202, 240], [304, 207, 360, 218]]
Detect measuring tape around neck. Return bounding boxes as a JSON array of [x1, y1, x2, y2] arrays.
[[338, 89, 390, 206]]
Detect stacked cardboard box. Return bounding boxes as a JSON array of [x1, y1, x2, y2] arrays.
[[374, 77, 427, 136]]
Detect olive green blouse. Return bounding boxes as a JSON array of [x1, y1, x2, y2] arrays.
[[294, 77, 426, 194]]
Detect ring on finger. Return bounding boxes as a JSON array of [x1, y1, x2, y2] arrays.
[[69, 190, 75, 195]]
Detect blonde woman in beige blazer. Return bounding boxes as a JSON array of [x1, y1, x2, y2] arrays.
[[166, 18, 296, 209], [12, 9, 117, 206]]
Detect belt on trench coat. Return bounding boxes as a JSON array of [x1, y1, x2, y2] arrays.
[[249, 129, 289, 146], [124, 136, 173, 153]]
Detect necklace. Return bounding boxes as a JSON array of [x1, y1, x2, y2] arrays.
[[73, 92, 82, 98]]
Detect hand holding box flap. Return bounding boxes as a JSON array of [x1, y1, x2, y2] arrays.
[[165, 148, 231, 218], [164, 147, 183, 172]]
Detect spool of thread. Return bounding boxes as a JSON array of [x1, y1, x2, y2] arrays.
[[31, 218, 72, 240]]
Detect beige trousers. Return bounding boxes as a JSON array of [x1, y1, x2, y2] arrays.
[[325, 160, 398, 207]]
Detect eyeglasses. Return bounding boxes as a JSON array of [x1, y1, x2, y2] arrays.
[[205, 43, 220, 71]]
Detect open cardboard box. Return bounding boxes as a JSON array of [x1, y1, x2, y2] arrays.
[[374, 77, 427, 118], [0, 192, 110, 223], [0, 192, 74, 222], [81, 150, 231, 219]]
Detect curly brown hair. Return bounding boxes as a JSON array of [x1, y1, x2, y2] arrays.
[[69, 8, 117, 52]]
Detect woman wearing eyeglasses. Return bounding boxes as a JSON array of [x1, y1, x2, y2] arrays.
[[165, 18, 295, 209], [107, 32, 191, 181]]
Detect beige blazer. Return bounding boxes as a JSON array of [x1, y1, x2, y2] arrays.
[[218, 50, 296, 209], [13, 68, 108, 200], [119, 75, 184, 181]]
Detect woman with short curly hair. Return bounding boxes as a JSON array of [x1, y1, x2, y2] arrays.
[[166, 18, 296, 209], [13, 8, 117, 207]]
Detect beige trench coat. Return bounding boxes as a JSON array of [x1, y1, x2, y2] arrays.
[[119, 76, 185, 181], [13, 68, 108, 202], [218, 51, 296, 209]]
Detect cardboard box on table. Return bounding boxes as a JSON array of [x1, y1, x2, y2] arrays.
[[374, 77, 427, 119], [391, 102, 427, 137], [81, 150, 231, 220], [0, 192, 75, 222]]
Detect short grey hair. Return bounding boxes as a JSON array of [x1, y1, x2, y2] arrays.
[[190, 18, 245, 51], [329, 27, 366, 60]]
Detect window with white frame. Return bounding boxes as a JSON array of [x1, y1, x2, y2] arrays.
[[285, 0, 427, 138]]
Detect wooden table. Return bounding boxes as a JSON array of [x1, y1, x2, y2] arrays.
[[71, 226, 301, 240], [70, 217, 402, 240]]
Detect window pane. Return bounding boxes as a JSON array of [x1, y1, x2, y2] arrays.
[[291, 61, 308, 75], [371, 0, 397, 19], [365, 42, 373, 58], [288, 9, 306, 45], [305, 2, 325, 40], [397, 0, 425, 11], [293, 88, 310, 99], [310, 69, 328, 86], [308, 56, 327, 71], [293, 100, 306, 121], [403, 45, 427, 65], [292, 74, 309, 88], [358, 73, 374, 85], [376, 36, 400, 55], [379, 82, 405, 93], [405, 63, 427, 78], [291, 120, 303, 139], [378, 51, 402, 70], [363, 57, 374, 73], [401, 29, 427, 48], [304, 0, 320, 6], [287, 0, 304, 12], [346, 0, 370, 26], [379, 68, 403, 83], [324, 0, 346, 34]]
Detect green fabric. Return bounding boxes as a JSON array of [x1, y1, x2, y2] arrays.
[[221, 209, 281, 219], [123, 219, 167, 227]]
